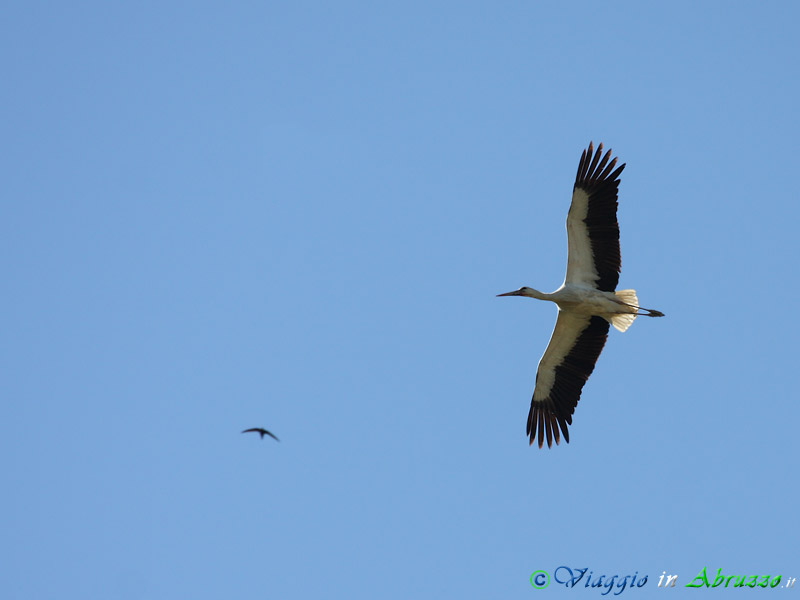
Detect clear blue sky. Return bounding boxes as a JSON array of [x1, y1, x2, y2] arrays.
[[3, 2, 798, 598]]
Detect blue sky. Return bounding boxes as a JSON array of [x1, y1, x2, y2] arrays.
[[2, 2, 799, 598]]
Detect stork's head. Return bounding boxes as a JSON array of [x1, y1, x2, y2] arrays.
[[497, 286, 534, 298]]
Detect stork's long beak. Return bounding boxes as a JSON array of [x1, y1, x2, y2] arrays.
[[497, 290, 522, 297]]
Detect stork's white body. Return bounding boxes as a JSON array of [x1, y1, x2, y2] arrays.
[[498, 142, 663, 449], [525, 285, 628, 316]]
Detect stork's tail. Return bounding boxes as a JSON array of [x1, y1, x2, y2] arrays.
[[610, 289, 664, 332], [611, 289, 638, 332]]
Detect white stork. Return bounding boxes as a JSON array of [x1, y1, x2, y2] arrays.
[[498, 142, 663, 449]]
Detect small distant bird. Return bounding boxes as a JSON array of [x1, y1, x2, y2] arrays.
[[241, 428, 280, 442], [498, 142, 664, 449]]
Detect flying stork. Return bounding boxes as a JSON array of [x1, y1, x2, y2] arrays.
[[498, 142, 663, 449]]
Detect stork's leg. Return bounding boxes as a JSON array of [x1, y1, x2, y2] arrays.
[[615, 301, 664, 317]]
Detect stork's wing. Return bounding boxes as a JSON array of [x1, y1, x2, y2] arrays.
[[564, 142, 626, 292], [527, 312, 609, 448]]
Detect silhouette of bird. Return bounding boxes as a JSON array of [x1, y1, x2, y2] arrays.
[[241, 428, 280, 442]]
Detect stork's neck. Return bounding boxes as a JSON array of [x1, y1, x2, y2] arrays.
[[520, 287, 553, 301]]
